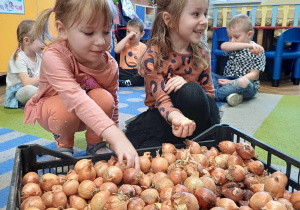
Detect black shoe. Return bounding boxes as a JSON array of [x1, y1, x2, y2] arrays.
[[119, 79, 132, 87]]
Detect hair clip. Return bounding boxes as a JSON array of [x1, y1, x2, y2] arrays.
[[17, 47, 20, 51], [51, 8, 54, 12]]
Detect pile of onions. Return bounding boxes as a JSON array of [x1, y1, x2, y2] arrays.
[[20, 140, 298, 210]]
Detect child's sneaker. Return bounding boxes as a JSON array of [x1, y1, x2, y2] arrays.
[[86, 142, 113, 155], [119, 79, 132, 87], [226, 93, 243, 106]]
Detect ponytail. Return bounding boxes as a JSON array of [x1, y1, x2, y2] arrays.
[[34, 8, 53, 44]]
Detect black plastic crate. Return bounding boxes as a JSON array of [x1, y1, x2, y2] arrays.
[[7, 124, 300, 209]]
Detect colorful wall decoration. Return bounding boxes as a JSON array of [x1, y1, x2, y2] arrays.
[[0, 0, 25, 14]]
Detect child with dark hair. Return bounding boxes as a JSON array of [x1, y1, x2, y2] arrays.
[[115, 18, 146, 87]]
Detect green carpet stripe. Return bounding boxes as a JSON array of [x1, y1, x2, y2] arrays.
[[253, 95, 300, 166], [0, 106, 86, 149]]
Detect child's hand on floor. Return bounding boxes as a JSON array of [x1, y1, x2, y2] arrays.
[[172, 117, 196, 138], [164, 76, 187, 94], [101, 125, 140, 170]]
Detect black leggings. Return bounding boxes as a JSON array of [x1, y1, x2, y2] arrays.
[[119, 68, 144, 86], [125, 82, 220, 148]]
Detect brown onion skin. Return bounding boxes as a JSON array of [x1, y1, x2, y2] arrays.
[[172, 192, 199, 210], [218, 140, 236, 154], [184, 139, 202, 154], [123, 168, 141, 185], [69, 195, 87, 209], [216, 198, 239, 210], [226, 165, 246, 182], [262, 201, 287, 210], [22, 172, 39, 185], [118, 184, 136, 198], [168, 167, 188, 185], [160, 187, 173, 202], [90, 191, 110, 210], [21, 183, 42, 202], [271, 171, 288, 187], [52, 191, 67, 208], [290, 191, 300, 210], [200, 176, 216, 193], [100, 182, 118, 194], [194, 187, 217, 210], [244, 173, 260, 189], [227, 154, 244, 166], [63, 179, 79, 196], [151, 154, 169, 173], [140, 188, 160, 205], [127, 197, 145, 210], [240, 206, 253, 210], [277, 198, 294, 210], [162, 143, 176, 154], [39, 173, 59, 192], [211, 168, 228, 185], [264, 176, 285, 199], [139, 152, 152, 173], [248, 160, 265, 176], [250, 192, 273, 210], [211, 208, 226, 210], [20, 196, 45, 210], [235, 143, 255, 160]]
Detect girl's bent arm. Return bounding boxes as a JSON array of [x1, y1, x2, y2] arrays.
[[18, 72, 39, 86], [101, 125, 140, 170]]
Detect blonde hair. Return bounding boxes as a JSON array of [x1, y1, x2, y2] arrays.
[[34, 0, 117, 44], [13, 20, 35, 61], [227, 14, 253, 33], [138, 0, 208, 76]]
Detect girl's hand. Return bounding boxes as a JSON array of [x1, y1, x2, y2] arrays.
[[164, 76, 187, 94], [101, 126, 140, 170], [172, 117, 196, 138], [218, 79, 233, 86], [250, 43, 264, 55]]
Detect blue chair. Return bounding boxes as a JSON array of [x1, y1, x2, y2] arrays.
[[265, 28, 300, 87], [211, 27, 229, 74]]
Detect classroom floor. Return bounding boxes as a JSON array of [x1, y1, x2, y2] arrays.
[[0, 74, 299, 105]]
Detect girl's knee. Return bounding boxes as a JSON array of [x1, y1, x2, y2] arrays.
[[88, 88, 114, 117], [235, 77, 250, 88]]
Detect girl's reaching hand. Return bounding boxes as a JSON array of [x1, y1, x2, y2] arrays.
[[101, 125, 140, 170], [164, 76, 187, 94], [172, 117, 196, 138]]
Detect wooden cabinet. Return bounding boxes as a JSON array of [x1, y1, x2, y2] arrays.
[[135, 4, 156, 29]]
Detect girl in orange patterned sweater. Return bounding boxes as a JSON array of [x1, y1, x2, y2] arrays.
[[125, 0, 220, 148]]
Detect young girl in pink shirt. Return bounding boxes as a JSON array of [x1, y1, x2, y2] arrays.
[[24, 0, 140, 169]]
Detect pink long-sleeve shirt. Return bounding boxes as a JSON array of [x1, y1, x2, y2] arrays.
[[24, 40, 119, 137]]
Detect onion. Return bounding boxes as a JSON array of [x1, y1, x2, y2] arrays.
[[226, 165, 246, 182], [194, 188, 217, 209], [93, 177, 104, 188], [222, 183, 245, 202], [218, 141, 236, 154], [74, 159, 92, 173], [161, 200, 173, 210], [52, 191, 67, 208], [139, 174, 152, 188], [90, 191, 110, 210], [127, 197, 145, 210], [58, 174, 66, 185], [283, 190, 292, 200], [78, 180, 98, 199], [94, 162, 109, 178], [66, 170, 78, 181], [190, 154, 209, 168], [172, 192, 199, 210], [251, 183, 265, 193], [99, 182, 118, 194], [51, 184, 63, 192], [184, 139, 202, 154], [123, 168, 142, 185], [103, 166, 123, 185], [108, 155, 127, 172], [22, 172, 39, 185], [160, 187, 173, 202], [162, 153, 177, 165], [211, 168, 227, 185], [168, 167, 187, 185], [227, 154, 243, 166], [118, 184, 136, 197], [250, 192, 273, 210], [271, 171, 288, 187], [262, 201, 287, 210], [216, 198, 239, 210], [248, 160, 265, 176], [140, 188, 159, 205], [211, 208, 226, 210], [154, 177, 174, 193], [21, 183, 42, 201], [244, 173, 260, 189], [214, 155, 228, 169], [176, 148, 190, 160], [210, 147, 219, 157], [162, 143, 176, 154], [69, 195, 87, 210], [78, 164, 96, 182], [39, 173, 59, 192], [290, 191, 300, 210], [243, 190, 254, 201], [199, 176, 216, 193], [152, 172, 168, 185], [239, 207, 253, 210], [173, 184, 188, 194], [184, 160, 203, 176], [183, 172, 204, 194], [278, 198, 294, 210], [105, 194, 127, 209], [264, 176, 285, 199], [151, 151, 169, 173], [20, 196, 45, 210], [133, 185, 143, 196], [139, 152, 152, 173], [41, 191, 53, 208], [235, 143, 256, 159], [63, 179, 79, 196]]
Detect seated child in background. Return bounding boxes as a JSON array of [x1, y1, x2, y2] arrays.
[[211, 14, 266, 106], [4, 19, 44, 108], [24, 0, 139, 169], [114, 18, 146, 87]]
